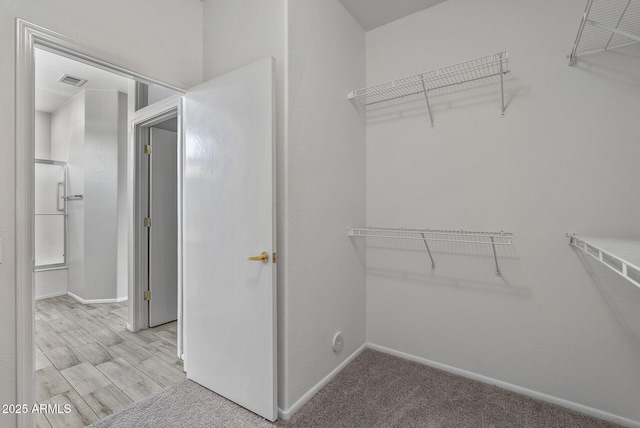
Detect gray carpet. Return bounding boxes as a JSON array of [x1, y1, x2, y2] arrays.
[[91, 349, 620, 428], [89, 379, 273, 428]]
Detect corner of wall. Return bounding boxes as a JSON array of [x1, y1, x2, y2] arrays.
[[283, 0, 366, 415]]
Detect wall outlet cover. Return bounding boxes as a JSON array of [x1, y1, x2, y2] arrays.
[[333, 331, 344, 353]]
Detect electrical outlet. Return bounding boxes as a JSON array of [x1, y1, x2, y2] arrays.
[[332, 332, 344, 353]]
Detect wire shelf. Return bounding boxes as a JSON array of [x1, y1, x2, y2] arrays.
[[348, 227, 512, 245], [348, 227, 513, 276], [347, 52, 509, 126], [568, 234, 640, 289], [569, 0, 640, 64]]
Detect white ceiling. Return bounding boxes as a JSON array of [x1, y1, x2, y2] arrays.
[[35, 48, 132, 113], [338, 0, 446, 31]]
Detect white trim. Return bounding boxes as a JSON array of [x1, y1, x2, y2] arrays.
[[67, 292, 128, 304], [34, 292, 67, 300], [277, 343, 367, 420], [34, 266, 68, 273], [15, 19, 37, 428], [367, 343, 640, 428]]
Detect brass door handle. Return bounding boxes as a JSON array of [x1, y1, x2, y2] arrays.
[[247, 251, 269, 264]]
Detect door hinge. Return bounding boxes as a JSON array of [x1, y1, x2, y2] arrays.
[[144, 290, 151, 301], [144, 218, 151, 228], [272, 252, 277, 264], [144, 144, 152, 155]]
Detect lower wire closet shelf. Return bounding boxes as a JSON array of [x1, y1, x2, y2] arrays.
[[348, 227, 513, 276]]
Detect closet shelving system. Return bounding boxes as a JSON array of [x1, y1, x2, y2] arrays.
[[568, 234, 640, 289], [348, 227, 513, 276], [569, 0, 640, 65], [347, 51, 510, 127]]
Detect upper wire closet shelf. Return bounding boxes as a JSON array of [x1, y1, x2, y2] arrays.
[[569, 0, 640, 64], [347, 52, 510, 127], [348, 227, 513, 276], [568, 234, 640, 289]]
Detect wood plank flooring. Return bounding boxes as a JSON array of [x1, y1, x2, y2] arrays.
[[35, 295, 184, 428]]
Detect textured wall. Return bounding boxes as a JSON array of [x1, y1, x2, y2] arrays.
[[285, 0, 366, 413], [81, 90, 120, 301], [365, 0, 640, 423]]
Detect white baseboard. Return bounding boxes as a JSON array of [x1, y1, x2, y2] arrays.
[[67, 291, 128, 304], [35, 291, 67, 300], [367, 343, 639, 428], [278, 343, 367, 420]]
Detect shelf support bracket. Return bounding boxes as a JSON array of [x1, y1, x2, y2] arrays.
[[490, 237, 501, 276], [420, 79, 434, 128], [499, 57, 506, 117], [420, 233, 436, 269]]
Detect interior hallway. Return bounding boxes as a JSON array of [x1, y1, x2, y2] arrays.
[[35, 295, 184, 428]]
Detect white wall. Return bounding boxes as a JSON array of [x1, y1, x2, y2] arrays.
[[284, 0, 366, 413], [34, 111, 51, 159], [50, 90, 126, 302], [0, 2, 202, 422], [81, 90, 122, 300], [35, 270, 68, 300], [116, 92, 128, 300], [365, 0, 640, 423]]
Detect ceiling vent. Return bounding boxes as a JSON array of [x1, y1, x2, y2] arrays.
[[58, 74, 87, 87]]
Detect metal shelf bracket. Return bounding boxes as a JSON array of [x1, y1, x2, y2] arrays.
[[420, 232, 436, 269], [490, 236, 501, 276], [420, 79, 434, 128], [499, 59, 506, 117]]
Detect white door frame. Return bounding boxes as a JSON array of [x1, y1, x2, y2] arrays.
[[15, 19, 185, 428], [129, 98, 184, 360]]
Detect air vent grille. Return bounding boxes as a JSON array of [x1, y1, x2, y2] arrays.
[[58, 74, 87, 87]]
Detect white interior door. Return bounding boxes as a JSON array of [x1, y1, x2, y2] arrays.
[[184, 57, 276, 421], [149, 127, 178, 327]]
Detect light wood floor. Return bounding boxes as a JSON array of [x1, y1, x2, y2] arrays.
[[35, 295, 184, 428]]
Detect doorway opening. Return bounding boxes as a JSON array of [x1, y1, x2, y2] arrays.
[[146, 118, 179, 328], [30, 32, 184, 427], [131, 109, 183, 337], [18, 20, 278, 427]]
